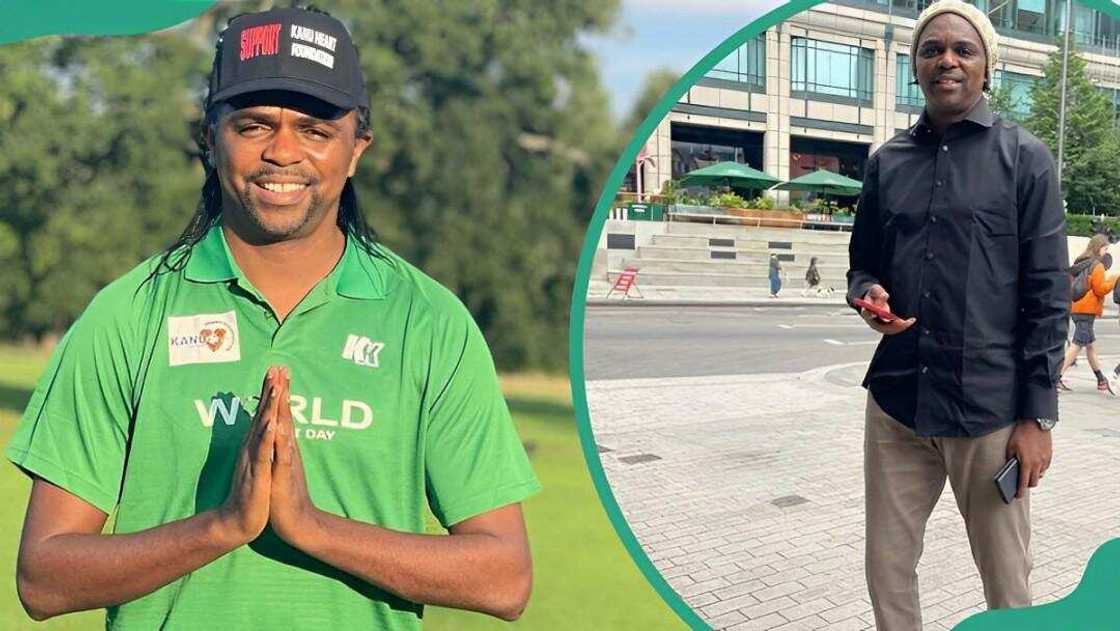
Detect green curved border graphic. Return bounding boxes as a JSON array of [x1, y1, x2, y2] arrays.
[[0, 1, 216, 45], [956, 537, 1120, 630], [566, 1, 1120, 630]]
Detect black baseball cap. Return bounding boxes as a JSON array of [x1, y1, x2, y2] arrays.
[[207, 7, 368, 111]]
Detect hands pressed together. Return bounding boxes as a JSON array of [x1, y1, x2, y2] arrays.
[[217, 366, 319, 548]]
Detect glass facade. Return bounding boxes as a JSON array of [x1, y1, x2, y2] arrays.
[[896, 54, 925, 108], [789, 137, 869, 204], [994, 70, 1038, 118], [791, 37, 875, 103], [1052, 0, 1111, 47], [707, 34, 767, 89], [670, 124, 765, 181], [857, 0, 1120, 51]]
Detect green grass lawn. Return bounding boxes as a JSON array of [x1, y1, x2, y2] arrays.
[[0, 347, 682, 630]]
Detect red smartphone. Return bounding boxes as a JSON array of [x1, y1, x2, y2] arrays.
[[853, 297, 899, 322]]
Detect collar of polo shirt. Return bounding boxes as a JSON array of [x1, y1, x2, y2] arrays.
[[183, 223, 388, 300]]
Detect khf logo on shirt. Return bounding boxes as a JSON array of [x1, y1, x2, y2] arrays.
[[342, 335, 384, 368]]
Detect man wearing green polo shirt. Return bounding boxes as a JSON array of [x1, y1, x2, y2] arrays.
[[7, 7, 540, 630]]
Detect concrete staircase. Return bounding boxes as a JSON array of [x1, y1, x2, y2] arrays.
[[608, 223, 851, 291]]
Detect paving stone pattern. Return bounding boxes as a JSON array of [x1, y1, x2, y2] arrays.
[[587, 358, 1120, 630]]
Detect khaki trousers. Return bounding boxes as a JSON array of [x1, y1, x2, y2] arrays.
[[864, 393, 1032, 631]]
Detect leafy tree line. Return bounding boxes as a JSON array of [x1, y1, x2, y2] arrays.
[[0, 0, 646, 371], [989, 36, 1120, 219]]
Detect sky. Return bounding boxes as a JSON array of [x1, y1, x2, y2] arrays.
[[584, 0, 786, 119]]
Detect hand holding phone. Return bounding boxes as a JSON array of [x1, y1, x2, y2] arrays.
[[854, 285, 916, 335], [853, 297, 898, 323]]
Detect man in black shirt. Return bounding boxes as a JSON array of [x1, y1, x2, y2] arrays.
[[846, 1, 1068, 628]]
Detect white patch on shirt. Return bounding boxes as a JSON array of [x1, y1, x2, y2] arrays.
[[342, 334, 384, 368], [168, 311, 241, 367]]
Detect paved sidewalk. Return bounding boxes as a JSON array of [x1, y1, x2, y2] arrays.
[[587, 356, 1120, 630], [586, 280, 1120, 316], [587, 281, 849, 307]]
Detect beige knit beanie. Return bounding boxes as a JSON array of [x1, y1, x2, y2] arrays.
[[910, 0, 998, 90]]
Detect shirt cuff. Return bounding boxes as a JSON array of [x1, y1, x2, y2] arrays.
[[1017, 382, 1059, 422], [846, 278, 879, 311]]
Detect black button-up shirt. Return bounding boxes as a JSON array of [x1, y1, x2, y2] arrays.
[[847, 98, 1069, 437]]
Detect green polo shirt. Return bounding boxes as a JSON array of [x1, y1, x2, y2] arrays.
[[6, 224, 541, 630]]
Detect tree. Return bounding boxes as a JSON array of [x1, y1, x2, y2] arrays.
[[986, 80, 1024, 124], [624, 68, 679, 137], [1023, 37, 1120, 216], [0, 0, 624, 370], [323, 0, 622, 369], [0, 36, 211, 339]]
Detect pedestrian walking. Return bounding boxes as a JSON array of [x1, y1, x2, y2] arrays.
[[801, 256, 824, 297], [769, 253, 784, 298], [1059, 234, 1120, 393], [1111, 256, 1120, 390]]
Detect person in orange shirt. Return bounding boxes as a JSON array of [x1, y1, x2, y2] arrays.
[[1059, 234, 1120, 393]]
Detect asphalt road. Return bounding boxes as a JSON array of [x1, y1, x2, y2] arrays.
[[582, 305, 882, 380]]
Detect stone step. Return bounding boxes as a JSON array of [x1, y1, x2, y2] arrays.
[[619, 257, 849, 277], [609, 269, 848, 289], [664, 221, 853, 243], [651, 233, 850, 253], [636, 245, 848, 265]]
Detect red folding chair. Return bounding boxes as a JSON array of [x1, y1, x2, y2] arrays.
[[606, 266, 643, 299]]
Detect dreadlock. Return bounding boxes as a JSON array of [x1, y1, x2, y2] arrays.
[[151, 5, 379, 278]]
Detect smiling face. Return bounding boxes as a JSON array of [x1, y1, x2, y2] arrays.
[[209, 91, 371, 244], [915, 13, 987, 126]]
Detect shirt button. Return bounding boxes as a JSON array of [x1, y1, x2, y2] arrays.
[[921, 365, 929, 374], [936, 180, 943, 187], [942, 145, 949, 152], [925, 251, 934, 260], [922, 328, 931, 335], [923, 290, 931, 299], [930, 215, 938, 224]]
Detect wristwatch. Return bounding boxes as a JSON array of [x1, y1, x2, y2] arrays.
[[1035, 418, 1057, 431]]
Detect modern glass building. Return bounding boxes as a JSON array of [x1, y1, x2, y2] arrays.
[[637, 0, 1120, 204]]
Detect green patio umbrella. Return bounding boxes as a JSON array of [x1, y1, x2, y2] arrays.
[[678, 161, 782, 190], [772, 169, 863, 197]]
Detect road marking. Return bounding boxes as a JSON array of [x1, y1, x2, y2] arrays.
[[779, 323, 867, 329], [822, 338, 878, 346]]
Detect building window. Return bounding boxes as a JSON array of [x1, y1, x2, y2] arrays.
[[791, 37, 874, 104], [987, 0, 1012, 29], [859, 0, 1119, 50], [878, 0, 935, 18], [1015, 0, 1046, 34], [994, 70, 1037, 118], [707, 33, 766, 89], [895, 54, 924, 109], [670, 124, 765, 181], [1040, 0, 1115, 47]]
